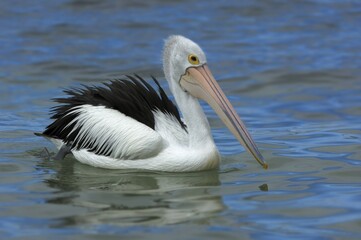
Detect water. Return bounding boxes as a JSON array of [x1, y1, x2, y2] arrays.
[[1, 0, 361, 239]]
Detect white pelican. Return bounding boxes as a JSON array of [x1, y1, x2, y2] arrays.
[[36, 35, 268, 172]]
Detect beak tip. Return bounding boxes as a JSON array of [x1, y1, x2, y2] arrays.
[[255, 153, 268, 170], [262, 162, 268, 170]]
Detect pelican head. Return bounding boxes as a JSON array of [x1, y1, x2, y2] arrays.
[[163, 35, 267, 169]]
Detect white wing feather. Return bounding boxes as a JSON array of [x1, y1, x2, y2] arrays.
[[66, 105, 164, 159]]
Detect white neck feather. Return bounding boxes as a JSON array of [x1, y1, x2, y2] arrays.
[[174, 87, 214, 147]]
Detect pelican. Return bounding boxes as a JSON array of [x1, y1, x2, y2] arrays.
[[36, 35, 268, 172]]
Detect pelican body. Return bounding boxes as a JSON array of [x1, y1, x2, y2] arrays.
[[37, 35, 267, 172]]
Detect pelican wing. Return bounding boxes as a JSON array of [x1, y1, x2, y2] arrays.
[[41, 75, 186, 159]]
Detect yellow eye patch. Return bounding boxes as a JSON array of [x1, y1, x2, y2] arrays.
[[188, 54, 200, 65]]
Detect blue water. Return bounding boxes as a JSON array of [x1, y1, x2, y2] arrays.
[[1, 1, 361, 239]]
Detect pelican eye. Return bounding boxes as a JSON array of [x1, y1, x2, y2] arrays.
[[188, 54, 200, 65]]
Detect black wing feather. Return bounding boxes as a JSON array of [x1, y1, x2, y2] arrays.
[[41, 75, 186, 156]]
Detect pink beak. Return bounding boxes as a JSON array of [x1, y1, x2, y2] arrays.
[[180, 64, 268, 169]]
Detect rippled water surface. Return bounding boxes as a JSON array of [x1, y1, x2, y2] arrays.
[[1, 0, 361, 239]]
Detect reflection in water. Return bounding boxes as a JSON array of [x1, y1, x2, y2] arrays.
[[38, 155, 224, 226]]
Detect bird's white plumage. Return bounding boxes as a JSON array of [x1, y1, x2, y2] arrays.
[[71, 139, 219, 172], [153, 110, 188, 146], [52, 105, 220, 172], [64, 105, 164, 159]]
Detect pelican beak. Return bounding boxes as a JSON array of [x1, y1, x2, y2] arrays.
[[180, 64, 268, 169]]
